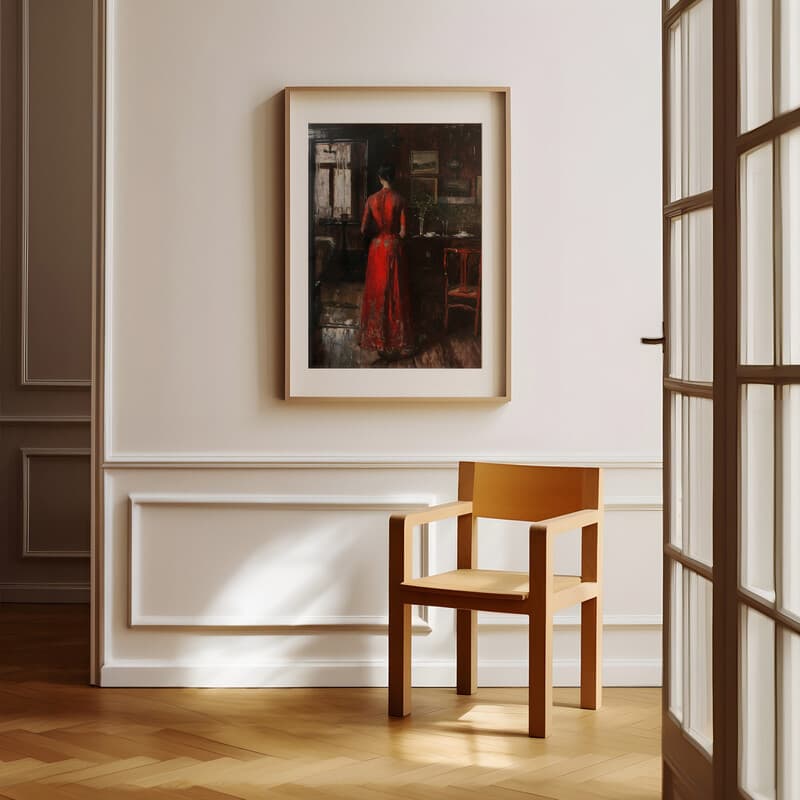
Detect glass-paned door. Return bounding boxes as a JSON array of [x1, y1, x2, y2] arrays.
[[662, 0, 716, 797], [737, 0, 800, 796], [662, 1, 800, 797]]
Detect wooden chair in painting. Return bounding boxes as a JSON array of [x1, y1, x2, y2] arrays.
[[388, 461, 603, 738], [443, 247, 481, 335]]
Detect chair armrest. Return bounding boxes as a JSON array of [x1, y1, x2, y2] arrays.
[[390, 501, 473, 532], [529, 509, 601, 538], [389, 501, 473, 585]]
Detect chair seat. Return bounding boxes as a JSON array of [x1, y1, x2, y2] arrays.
[[401, 569, 582, 601], [448, 286, 479, 299]]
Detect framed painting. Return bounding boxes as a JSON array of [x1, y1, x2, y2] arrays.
[[285, 86, 510, 400]]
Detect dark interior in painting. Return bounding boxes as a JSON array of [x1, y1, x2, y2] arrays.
[[308, 123, 482, 369]]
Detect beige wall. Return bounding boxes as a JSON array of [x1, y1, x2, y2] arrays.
[[0, 0, 93, 602], [101, 0, 664, 686]]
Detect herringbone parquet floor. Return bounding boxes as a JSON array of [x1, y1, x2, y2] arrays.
[[0, 605, 661, 799]]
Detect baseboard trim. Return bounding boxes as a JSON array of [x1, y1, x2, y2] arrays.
[[100, 658, 662, 688], [0, 582, 90, 603]]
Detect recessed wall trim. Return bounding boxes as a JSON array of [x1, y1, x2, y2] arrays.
[[19, 0, 91, 388], [22, 447, 91, 557], [128, 493, 435, 630]]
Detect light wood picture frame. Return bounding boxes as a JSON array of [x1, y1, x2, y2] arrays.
[[285, 86, 510, 401]]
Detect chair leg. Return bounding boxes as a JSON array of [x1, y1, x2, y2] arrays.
[[388, 599, 411, 717], [528, 609, 552, 737], [456, 609, 477, 695], [580, 596, 602, 710]]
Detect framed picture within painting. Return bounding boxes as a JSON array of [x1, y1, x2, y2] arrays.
[[410, 150, 439, 175], [440, 177, 474, 205], [284, 86, 510, 400], [410, 177, 438, 204]]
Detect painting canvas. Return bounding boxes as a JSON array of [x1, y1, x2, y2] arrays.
[[308, 122, 482, 369], [285, 86, 509, 400]]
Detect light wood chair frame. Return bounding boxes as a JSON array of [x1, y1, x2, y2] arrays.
[[388, 461, 603, 738]]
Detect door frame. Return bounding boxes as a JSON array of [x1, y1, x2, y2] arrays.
[[89, 0, 107, 687]]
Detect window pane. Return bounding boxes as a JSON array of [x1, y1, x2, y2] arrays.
[[740, 0, 774, 132], [669, 561, 684, 722], [671, 395, 713, 565], [741, 144, 775, 365], [669, 21, 683, 202], [778, 0, 800, 115], [686, 572, 713, 752], [668, 2, 712, 202], [740, 606, 776, 800], [741, 384, 776, 602], [669, 210, 713, 381], [687, 398, 713, 566], [671, 394, 684, 550], [779, 628, 800, 800], [782, 129, 800, 364], [686, 0, 712, 196], [670, 217, 683, 379], [687, 210, 713, 381], [783, 385, 800, 619]]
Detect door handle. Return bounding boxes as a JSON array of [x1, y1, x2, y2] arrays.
[[641, 322, 665, 348]]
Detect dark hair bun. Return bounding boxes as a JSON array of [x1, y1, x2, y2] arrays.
[[377, 163, 395, 182]]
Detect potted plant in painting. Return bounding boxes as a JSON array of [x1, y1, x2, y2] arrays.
[[453, 205, 472, 237], [411, 193, 436, 236]]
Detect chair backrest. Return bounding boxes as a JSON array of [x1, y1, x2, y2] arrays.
[[457, 461, 601, 522], [443, 247, 481, 287]]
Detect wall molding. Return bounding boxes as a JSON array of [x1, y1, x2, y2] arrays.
[[104, 455, 663, 470], [0, 582, 89, 603], [128, 493, 434, 631], [127, 615, 432, 633], [100, 657, 662, 688], [0, 415, 91, 424], [22, 447, 91, 558], [605, 497, 662, 511], [480, 613, 662, 628], [19, 0, 91, 388]]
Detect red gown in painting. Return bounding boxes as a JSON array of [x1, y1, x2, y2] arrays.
[[359, 188, 414, 354]]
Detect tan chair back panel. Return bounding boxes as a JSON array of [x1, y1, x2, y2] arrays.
[[457, 462, 601, 522]]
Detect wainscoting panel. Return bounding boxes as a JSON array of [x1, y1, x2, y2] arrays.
[[20, 0, 92, 386], [101, 462, 662, 688], [128, 493, 432, 630], [0, 427, 90, 600], [0, 0, 91, 604], [23, 448, 91, 557]]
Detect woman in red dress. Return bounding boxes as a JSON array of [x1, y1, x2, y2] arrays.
[[359, 164, 414, 358]]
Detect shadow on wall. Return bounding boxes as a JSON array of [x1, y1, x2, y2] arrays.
[[139, 508, 427, 685], [252, 92, 286, 405]]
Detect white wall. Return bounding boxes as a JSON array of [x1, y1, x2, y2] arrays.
[[102, 0, 663, 687]]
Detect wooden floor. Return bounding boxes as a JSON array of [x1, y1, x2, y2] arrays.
[[0, 605, 661, 799]]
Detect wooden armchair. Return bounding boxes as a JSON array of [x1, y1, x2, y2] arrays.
[[388, 461, 603, 738]]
